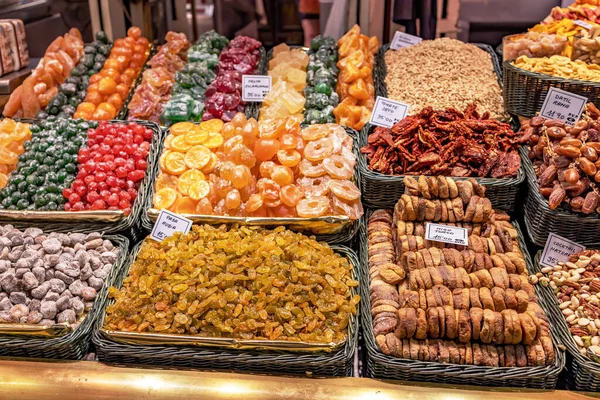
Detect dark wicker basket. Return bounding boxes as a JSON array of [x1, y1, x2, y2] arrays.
[[521, 146, 600, 247], [0, 233, 129, 359], [356, 123, 525, 211], [503, 60, 600, 118], [0, 120, 163, 242], [94, 239, 358, 377], [359, 212, 565, 388], [140, 125, 360, 245], [532, 251, 600, 391]]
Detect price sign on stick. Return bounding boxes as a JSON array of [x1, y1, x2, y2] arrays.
[[242, 75, 272, 102], [425, 223, 469, 246], [369, 96, 409, 128], [390, 31, 422, 50], [151, 209, 193, 242], [539, 233, 585, 268], [539, 87, 587, 126]]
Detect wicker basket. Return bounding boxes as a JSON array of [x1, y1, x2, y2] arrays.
[[521, 146, 600, 247], [94, 239, 358, 377], [359, 212, 565, 388], [140, 125, 360, 245], [503, 60, 600, 118], [0, 234, 129, 359]]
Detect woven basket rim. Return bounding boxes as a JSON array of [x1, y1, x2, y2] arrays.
[[359, 211, 565, 380]]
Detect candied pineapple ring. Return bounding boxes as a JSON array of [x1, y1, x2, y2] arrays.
[[323, 155, 353, 180], [304, 138, 334, 162], [298, 159, 326, 178], [330, 179, 361, 201], [297, 196, 330, 217], [297, 176, 331, 197]]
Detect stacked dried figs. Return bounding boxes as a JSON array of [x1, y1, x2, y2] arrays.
[[523, 103, 600, 214], [0, 226, 119, 326]]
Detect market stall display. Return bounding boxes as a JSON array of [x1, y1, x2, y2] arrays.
[[0, 226, 128, 360], [40, 32, 112, 119], [360, 176, 564, 388], [74, 27, 150, 121], [333, 25, 379, 131], [126, 32, 190, 123], [161, 31, 229, 125], [3, 28, 84, 118], [382, 38, 505, 118], [304, 36, 339, 125], [529, 19, 593, 59], [0, 119, 31, 189]]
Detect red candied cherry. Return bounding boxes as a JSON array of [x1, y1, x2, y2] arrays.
[[103, 136, 114, 146], [68, 193, 81, 204], [77, 148, 90, 163], [99, 144, 111, 155], [71, 202, 85, 211], [94, 172, 107, 182], [139, 141, 150, 152], [83, 174, 94, 185], [62, 188, 73, 198], [87, 181, 98, 192], [107, 193, 120, 206], [97, 181, 108, 191], [106, 175, 118, 187], [124, 161, 135, 173], [75, 185, 87, 197], [133, 124, 144, 135], [64, 203, 72, 211], [99, 189, 111, 200], [109, 187, 120, 194], [123, 143, 135, 155], [127, 187, 137, 198], [114, 157, 126, 167], [133, 135, 144, 145], [118, 199, 130, 210], [86, 191, 100, 203], [128, 170, 144, 182], [135, 159, 147, 171], [143, 128, 153, 140], [90, 199, 106, 210], [115, 167, 128, 178], [102, 154, 115, 163], [119, 191, 132, 202], [113, 144, 123, 154]]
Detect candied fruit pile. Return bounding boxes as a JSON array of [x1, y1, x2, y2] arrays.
[[153, 112, 363, 219], [260, 44, 308, 121], [104, 224, 360, 342], [0, 119, 31, 189], [333, 24, 379, 131]]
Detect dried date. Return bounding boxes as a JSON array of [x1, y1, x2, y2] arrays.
[[548, 186, 566, 210]]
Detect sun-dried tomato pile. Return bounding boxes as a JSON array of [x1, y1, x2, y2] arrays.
[[361, 105, 524, 178]]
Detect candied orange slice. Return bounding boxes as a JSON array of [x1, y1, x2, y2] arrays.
[[177, 169, 205, 195], [155, 173, 179, 191], [163, 134, 174, 149], [174, 196, 198, 214], [304, 138, 334, 162], [170, 135, 193, 152], [153, 187, 178, 210], [170, 121, 195, 136], [164, 151, 187, 175], [203, 132, 224, 149], [201, 152, 218, 174], [189, 180, 210, 200], [199, 119, 224, 133], [323, 155, 353, 180], [296, 196, 330, 218], [159, 150, 172, 171], [185, 127, 209, 145], [184, 145, 211, 169], [330, 179, 361, 201]]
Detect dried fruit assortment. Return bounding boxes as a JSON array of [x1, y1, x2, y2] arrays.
[[503, 32, 567, 61], [3, 28, 84, 118], [0, 226, 119, 326], [203, 36, 262, 122], [74, 27, 150, 121], [361, 104, 524, 178], [104, 225, 359, 343], [260, 43, 308, 120], [0, 118, 96, 211], [536, 250, 600, 357], [41, 31, 112, 119], [513, 55, 600, 81], [127, 32, 190, 123], [543, 3, 600, 25], [333, 24, 379, 131], [153, 113, 363, 219], [0, 119, 31, 190], [161, 31, 229, 125], [303, 35, 339, 124], [384, 38, 505, 118], [63, 121, 153, 214], [369, 176, 555, 367], [523, 103, 600, 214]]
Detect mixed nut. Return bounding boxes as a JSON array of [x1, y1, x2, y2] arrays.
[[522, 103, 600, 213], [0, 226, 119, 326], [572, 26, 600, 64]]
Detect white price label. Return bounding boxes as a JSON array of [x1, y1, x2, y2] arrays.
[[242, 75, 272, 102], [539, 233, 585, 268], [574, 20, 593, 30], [369, 96, 409, 128], [540, 87, 587, 126], [425, 223, 469, 246], [150, 209, 193, 242], [390, 31, 422, 50]]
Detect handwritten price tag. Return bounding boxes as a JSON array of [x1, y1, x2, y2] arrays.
[[369, 96, 409, 128], [539, 233, 585, 268], [242, 75, 272, 102], [390, 31, 422, 50], [150, 209, 193, 242], [540, 87, 587, 126], [574, 20, 593, 30], [425, 223, 469, 246]]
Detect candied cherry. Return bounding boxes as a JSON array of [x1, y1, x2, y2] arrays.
[[254, 138, 280, 161]]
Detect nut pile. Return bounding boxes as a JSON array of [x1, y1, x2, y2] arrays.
[[384, 38, 505, 118], [370, 176, 555, 367], [513, 55, 600, 81], [503, 32, 567, 61], [361, 105, 523, 178], [523, 103, 600, 213], [572, 26, 600, 64], [536, 250, 600, 357], [0, 226, 118, 326], [105, 225, 359, 343]]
